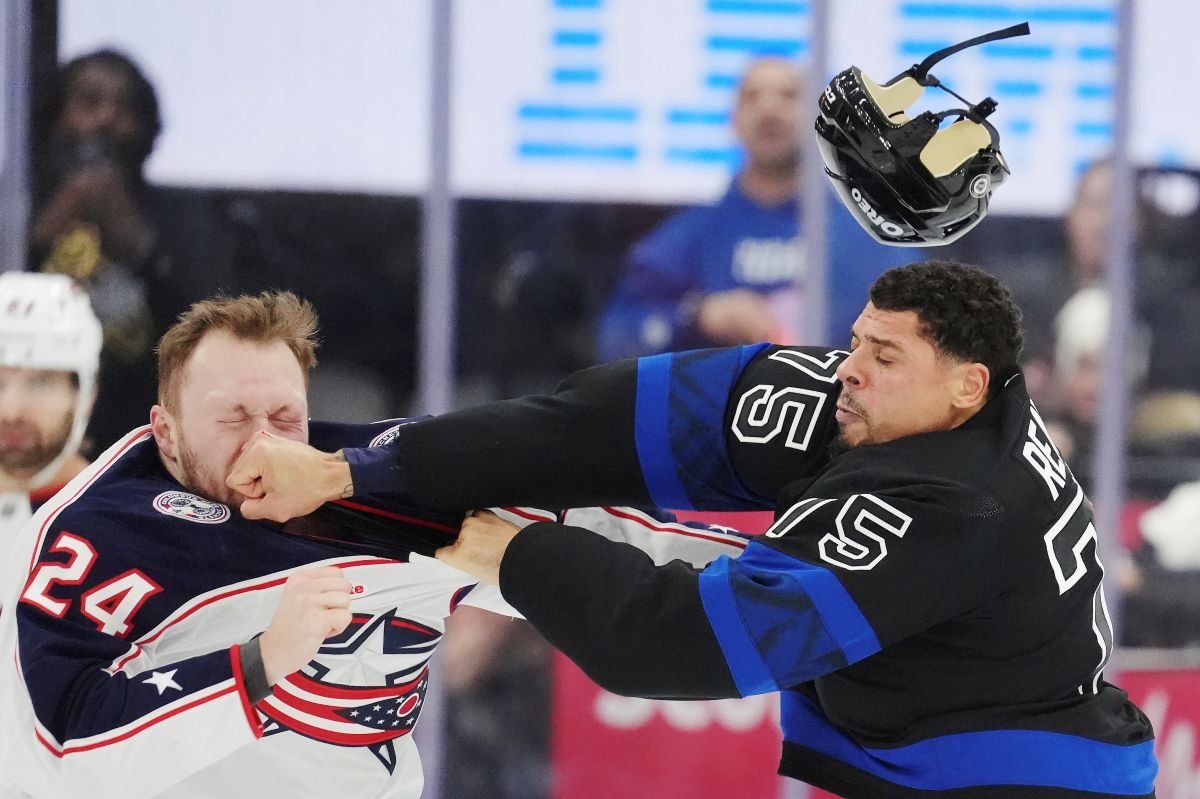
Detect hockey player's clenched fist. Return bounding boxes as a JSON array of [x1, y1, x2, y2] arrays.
[[259, 566, 354, 685], [227, 431, 354, 522]]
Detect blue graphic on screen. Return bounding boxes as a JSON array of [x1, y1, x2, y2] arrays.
[[893, 3, 1117, 181], [517, 0, 811, 170], [514, 0, 1118, 189], [516, 0, 635, 162]]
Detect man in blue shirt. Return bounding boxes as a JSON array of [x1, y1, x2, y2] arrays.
[[597, 57, 907, 360]]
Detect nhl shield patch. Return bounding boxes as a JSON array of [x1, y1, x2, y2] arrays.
[[369, 424, 404, 448], [153, 491, 231, 524]]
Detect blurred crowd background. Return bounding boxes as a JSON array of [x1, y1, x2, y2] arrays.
[[2, 1, 1198, 797]]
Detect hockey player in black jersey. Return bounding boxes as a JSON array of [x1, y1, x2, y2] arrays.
[[232, 261, 1157, 798]]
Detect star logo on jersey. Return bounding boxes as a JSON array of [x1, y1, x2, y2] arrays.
[[336, 674, 427, 731], [144, 669, 183, 695], [152, 491, 230, 524], [255, 609, 440, 774]]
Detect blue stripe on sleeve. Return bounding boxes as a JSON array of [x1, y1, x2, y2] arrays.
[[782, 691, 1158, 794], [742, 543, 880, 664], [699, 555, 778, 695], [635, 344, 770, 510], [635, 352, 691, 509], [669, 345, 768, 509], [698, 542, 880, 693]]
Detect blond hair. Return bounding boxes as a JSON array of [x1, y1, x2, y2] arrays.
[[156, 291, 319, 410]]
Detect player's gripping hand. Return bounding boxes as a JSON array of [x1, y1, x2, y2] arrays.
[[259, 566, 354, 685], [227, 431, 353, 522], [435, 510, 522, 585]]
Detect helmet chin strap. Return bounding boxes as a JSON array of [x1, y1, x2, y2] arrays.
[[908, 22, 1031, 84], [899, 22, 1030, 123]]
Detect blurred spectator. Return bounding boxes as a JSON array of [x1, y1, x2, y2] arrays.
[[1042, 162, 1200, 390], [1046, 285, 1149, 490], [1009, 160, 1118, 402], [29, 49, 236, 450], [1135, 169, 1200, 394], [1121, 477, 1200, 648], [595, 57, 905, 361], [1012, 160, 1141, 395], [29, 49, 159, 449], [1041, 163, 1200, 648], [1131, 391, 1200, 457], [0, 273, 101, 610], [1040, 163, 1200, 475], [1045, 286, 1108, 482], [1062, 159, 1116, 289]]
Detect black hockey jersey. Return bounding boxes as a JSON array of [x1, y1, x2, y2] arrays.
[[347, 344, 1158, 798]]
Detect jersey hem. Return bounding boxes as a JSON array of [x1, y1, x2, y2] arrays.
[[779, 741, 1157, 799]]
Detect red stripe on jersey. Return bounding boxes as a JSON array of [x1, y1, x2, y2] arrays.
[[269, 687, 360, 717], [110, 557, 394, 673], [257, 703, 403, 747], [282, 667, 426, 702], [448, 583, 474, 615], [229, 644, 264, 739], [387, 618, 438, 636], [331, 499, 458, 534], [266, 683, 420, 723], [501, 507, 557, 522], [598, 506, 749, 549], [35, 683, 239, 757], [27, 427, 153, 575], [28, 481, 68, 505]]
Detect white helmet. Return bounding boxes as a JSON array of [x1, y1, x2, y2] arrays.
[[0, 272, 103, 486]]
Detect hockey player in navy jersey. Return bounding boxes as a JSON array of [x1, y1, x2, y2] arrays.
[[0, 290, 751, 799], [232, 262, 1157, 798], [0, 273, 101, 612]]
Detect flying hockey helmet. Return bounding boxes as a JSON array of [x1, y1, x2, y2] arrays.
[[815, 23, 1029, 247]]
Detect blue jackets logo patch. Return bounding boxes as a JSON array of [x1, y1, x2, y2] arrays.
[[153, 491, 231, 524], [369, 424, 403, 448]]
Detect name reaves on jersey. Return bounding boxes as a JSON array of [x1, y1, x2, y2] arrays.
[[343, 344, 1158, 799]]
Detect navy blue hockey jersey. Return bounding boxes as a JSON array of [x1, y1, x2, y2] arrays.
[[0, 420, 517, 798], [0, 418, 752, 798]]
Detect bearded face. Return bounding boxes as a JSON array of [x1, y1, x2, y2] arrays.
[[173, 426, 246, 509], [0, 369, 79, 484]]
